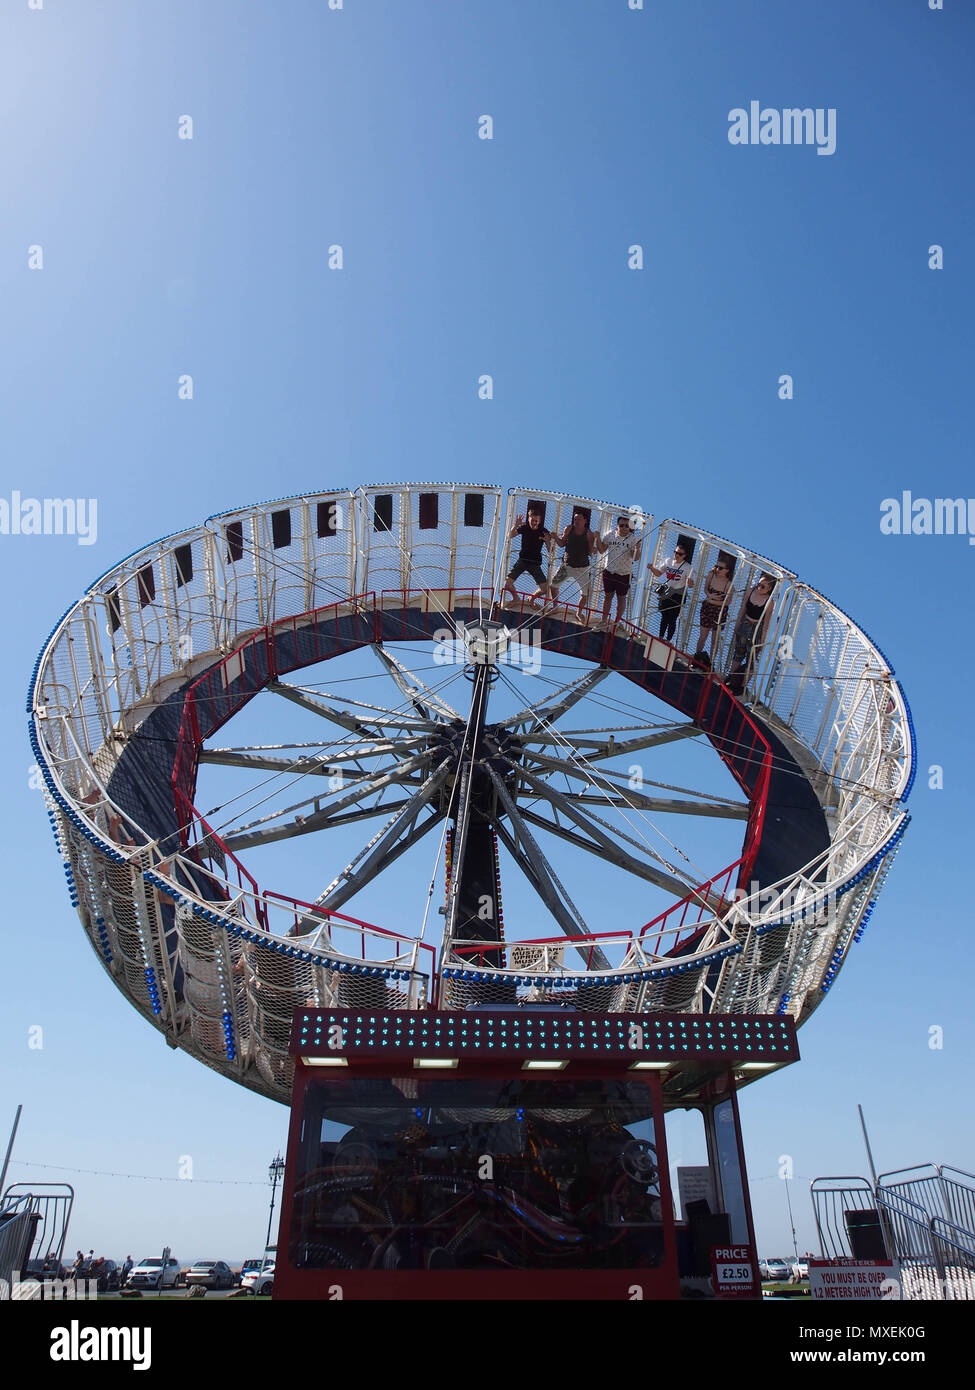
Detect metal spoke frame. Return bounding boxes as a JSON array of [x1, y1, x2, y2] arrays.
[[194, 636, 750, 960], [372, 643, 463, 722]]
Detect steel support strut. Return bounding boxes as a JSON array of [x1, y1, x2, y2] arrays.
[[443, 663, 493, 944], [486, 764, 610, 970]]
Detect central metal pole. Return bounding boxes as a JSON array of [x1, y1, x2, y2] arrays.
[[443, 662, 493, 941]]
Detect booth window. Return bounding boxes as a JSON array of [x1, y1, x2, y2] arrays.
[[712, 1097, 750, 1245], [290, 1076, 664, 1273]]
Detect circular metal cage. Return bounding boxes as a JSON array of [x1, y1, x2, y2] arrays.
[[28, 483, 914, 1102]]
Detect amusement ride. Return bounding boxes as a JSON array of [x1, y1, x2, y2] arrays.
[[27, 483, 914, 1298]]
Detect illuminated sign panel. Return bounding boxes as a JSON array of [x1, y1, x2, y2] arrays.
[[292, 1010, 798, 1068]]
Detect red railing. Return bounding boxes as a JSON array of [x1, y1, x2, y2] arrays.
[[448, 927, 635, 972], [638, 859, 743, 957], [169, 794, 434, 978], [171, 795, 270, 930], [261, 888, 436, 977]]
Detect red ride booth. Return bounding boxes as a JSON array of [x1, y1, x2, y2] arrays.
[[273, 1007, 797, 1300]]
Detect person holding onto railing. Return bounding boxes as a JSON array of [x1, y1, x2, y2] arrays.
[[504, 507, 555, 606], [81, 788, 136, 848], [541, 509, 597, 616], [693, 558, 734, 667], [649, 543, 694, 645], [726, 575, 776, 693], [596, 515, 643, 628]]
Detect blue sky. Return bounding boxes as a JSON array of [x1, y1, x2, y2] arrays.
[[2, 0, 973, 1264]]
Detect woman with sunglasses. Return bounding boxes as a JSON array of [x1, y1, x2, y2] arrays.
[[726, 574, 777, 692], [694, 559, 734, 667], [649, 544, 694, 644]]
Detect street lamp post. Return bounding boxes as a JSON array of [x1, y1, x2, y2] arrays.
[[784, 1175, 800, 1270], [265, 1153, 285, 1254]]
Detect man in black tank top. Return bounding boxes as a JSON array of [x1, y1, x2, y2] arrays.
[[544, 510, 596, 615], [504, 507, 554, 604]]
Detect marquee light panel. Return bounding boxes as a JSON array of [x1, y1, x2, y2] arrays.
[[294, 1010, 799, 1066]]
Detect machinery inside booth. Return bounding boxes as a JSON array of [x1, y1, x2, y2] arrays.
[[274, 1008, 798, 1300]]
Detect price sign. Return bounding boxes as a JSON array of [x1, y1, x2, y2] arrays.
[[711, 1245, 757, 1299]]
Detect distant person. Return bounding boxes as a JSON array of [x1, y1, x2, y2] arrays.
[[122, 1254, 134, 1281], [504, 508, 554, 605], [544, 510, 597, 616], [649, 543, 694, 644], [597, 515, 642, 627], [694, 559, 733, 666]]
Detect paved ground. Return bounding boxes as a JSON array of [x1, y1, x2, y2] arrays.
[[107, 1287, 266, 1301]]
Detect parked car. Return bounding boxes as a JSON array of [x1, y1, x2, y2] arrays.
[[236, 1259, 264, 1286], [26, 1257, 69, 1282], [793, 1257, 810, 1280], [76, 1258, 123, 1292], [126, 1256, 181, 1290], [760, 1257, 794, 1282], [241, 1260, 274, 1296], [183, 1260, 235, 1290]]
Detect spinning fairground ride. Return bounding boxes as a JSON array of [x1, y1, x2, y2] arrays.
[[29, 484, 914, 1300]]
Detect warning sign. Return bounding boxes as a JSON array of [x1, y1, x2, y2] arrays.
[[711, 1245, 757, 1299], [809, 1258, 898, 1300]]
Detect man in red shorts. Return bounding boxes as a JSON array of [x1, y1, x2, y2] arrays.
[[597, 515, 642, 627]]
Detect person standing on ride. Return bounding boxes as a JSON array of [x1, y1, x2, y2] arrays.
[[649, 544, 694, 644], [694, 559, 734, 666], [504, 507, 554, 605], [545, 509, 597, 616], [729, 575, 776, 673], [597, 515, 643, 627]]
